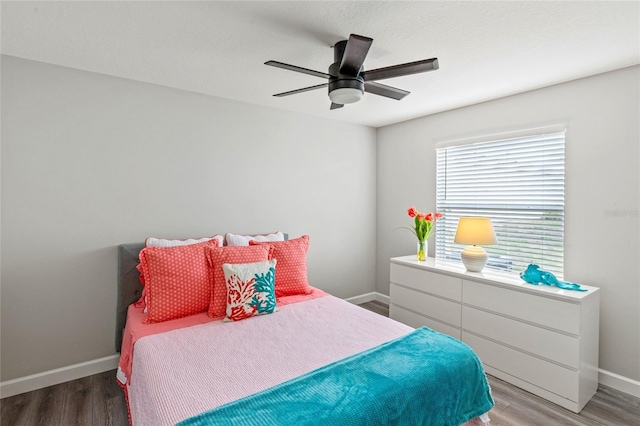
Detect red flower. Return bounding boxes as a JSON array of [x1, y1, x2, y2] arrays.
[[403, 207, 444, 242]]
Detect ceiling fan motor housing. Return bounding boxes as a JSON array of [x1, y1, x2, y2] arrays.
[[328, 40, 364, 104]]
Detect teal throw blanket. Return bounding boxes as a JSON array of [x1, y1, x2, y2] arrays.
[[178, 327, 493, 426]]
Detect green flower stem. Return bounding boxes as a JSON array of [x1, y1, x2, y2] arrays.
[[417, 240, 427, 261]]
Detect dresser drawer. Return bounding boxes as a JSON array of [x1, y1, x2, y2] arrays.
[[390, 283, 461, 327], [391, 263, 462, 301], [462, 332, 579, 402], [462, 306, 579, 368], [390, 305, 461, 339], [463, 280, 580, 335]]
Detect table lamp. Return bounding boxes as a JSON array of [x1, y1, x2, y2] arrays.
[[454, 217, 497, 272]]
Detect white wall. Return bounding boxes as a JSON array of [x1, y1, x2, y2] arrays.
[[376, 66, 640, 383], [3, 54, 638, 392], [0, 56, 377, 381]]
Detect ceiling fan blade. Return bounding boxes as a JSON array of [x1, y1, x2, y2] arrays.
[[339, 34, 373, 76], [364, 81, 410, 100], [265, 60, 332, 79], [361, 58, 439, 81], [330, 102, 344, 110], [273, 83, 328, 97]]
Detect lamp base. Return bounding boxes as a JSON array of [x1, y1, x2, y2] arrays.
[[460, 245, 488, 272]]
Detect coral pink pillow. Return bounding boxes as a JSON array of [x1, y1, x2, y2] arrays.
[[138, 239, 218, 323], [250, 235, 311, 297], [206, 245, 272, 317], [135, 236, 224, 310]]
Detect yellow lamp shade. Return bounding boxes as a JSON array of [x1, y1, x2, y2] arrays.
[[454, 217, 497, 272], [454, 217, 497, 246]]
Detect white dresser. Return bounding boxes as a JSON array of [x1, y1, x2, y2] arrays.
[[389, 256, 600, 413]]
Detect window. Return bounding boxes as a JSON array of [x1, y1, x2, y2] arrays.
[[435, 131, 565, 278]]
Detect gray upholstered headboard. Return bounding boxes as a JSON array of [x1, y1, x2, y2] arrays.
[[116, 243, 145, 352], [116, 234, 288, 352]]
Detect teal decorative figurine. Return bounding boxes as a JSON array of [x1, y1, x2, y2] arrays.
[[520, 264, 587, 292]]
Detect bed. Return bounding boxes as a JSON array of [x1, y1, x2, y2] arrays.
[[116, 237, 493, 426]]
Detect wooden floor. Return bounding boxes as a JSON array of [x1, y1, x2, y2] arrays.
[[2, 300, 639, 426], [0, 369, 127, 426]]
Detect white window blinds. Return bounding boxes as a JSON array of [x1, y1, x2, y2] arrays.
[[435, 131, 565, 278]]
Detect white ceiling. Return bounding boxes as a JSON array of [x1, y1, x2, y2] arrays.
[[2, 1, 638, 128]]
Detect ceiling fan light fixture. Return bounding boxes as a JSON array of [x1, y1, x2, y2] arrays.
[[329, 87, 363, 104], [266, 33, 439, 109]]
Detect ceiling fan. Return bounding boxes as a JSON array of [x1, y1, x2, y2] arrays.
[[265, 34, 439, 110]]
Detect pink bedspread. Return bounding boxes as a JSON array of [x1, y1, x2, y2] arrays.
[[117, 288, 329, 385], [121, 293, 490, 426], [127, 295, 415, 425]]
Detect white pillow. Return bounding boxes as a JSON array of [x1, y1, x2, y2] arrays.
[[225, 232, 285, 246], [145, 235, 224, 247]]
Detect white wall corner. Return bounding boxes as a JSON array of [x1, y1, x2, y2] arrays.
[[344, 292, 376, 305], [598, 369, 640, 399], [0, 355, 119, 399], [374, 292, 390, 305], [345, 292, 390, 306]]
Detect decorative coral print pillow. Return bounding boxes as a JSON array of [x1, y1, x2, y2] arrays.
[[206, 245, 272, 317], [139, 239, 218, 323], [250, 235, 311, 297], [222, 259, 277, 322]]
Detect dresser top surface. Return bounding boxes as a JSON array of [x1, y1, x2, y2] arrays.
[[390, 256, 599, 300]]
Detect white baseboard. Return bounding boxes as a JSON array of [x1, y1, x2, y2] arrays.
[[345, 291, 389, 306], [344, 292, 375, 304], [3, 312, 636, 402], [374, 293, 390, 305], [598, 368, 640, 398], [1, 292, 387, 399], [0, 354, 119, 399]]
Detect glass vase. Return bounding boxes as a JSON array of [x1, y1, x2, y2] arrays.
[[417, 240, 427, 261]]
